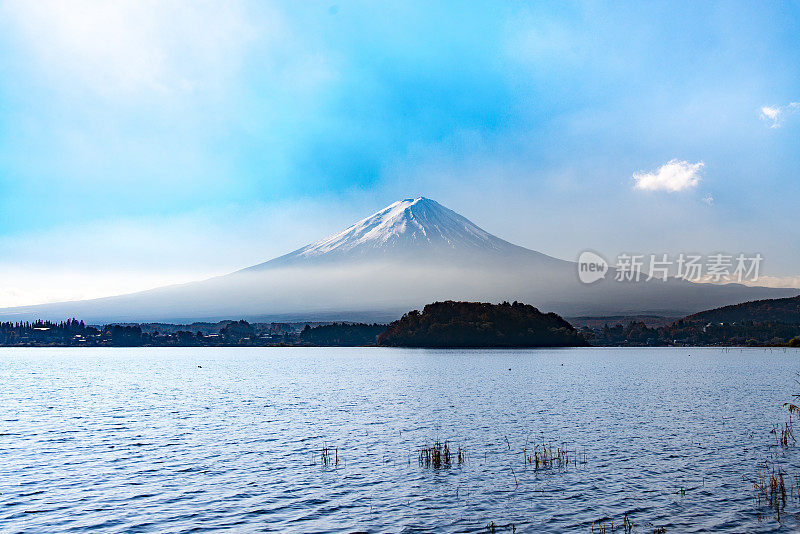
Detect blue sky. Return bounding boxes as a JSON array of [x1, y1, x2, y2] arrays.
[[0, 0, 799, 305]]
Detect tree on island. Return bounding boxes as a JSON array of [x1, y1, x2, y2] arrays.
[[300, 323, 385, 346], [377, 300, 588, 348]]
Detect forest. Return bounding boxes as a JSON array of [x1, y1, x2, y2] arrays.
[[685, 295, 800, 325], [0, 319, 298, 347], [585, 319, 800, 347], [377, 300, 588, 347], [300, 323, 385, 346]]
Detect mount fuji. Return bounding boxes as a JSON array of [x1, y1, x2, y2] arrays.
[[0, 197, 795, 323], [247, 197, 565, 268]]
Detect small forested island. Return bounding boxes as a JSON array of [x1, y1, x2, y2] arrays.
[[377, 301, 588, 347]]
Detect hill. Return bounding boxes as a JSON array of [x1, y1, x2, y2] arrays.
[[685, 295, 800, 325], [584, 294, 800, 347], [377, 301, 588, 347]]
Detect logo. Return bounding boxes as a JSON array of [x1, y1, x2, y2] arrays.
[[578, 251, 608, 284]]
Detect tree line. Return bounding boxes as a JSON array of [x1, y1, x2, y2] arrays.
[[585, 319, 800, 347]]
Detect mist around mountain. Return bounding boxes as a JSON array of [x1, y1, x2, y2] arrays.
[[0, 197, 795, 323]]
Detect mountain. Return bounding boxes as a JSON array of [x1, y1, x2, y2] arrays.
[[0, 197, 796, 323], [246, 197, 563, 268], [684, 295, 800, 324]]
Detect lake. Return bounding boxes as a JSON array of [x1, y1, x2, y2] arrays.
[[1, 347, 798, 533]]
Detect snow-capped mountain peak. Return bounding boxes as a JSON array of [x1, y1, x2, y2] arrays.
[[272, 197, 520, 263], [240, 196, 567, 271]]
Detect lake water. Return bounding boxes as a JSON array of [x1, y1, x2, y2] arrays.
[[1, 347, 799, 533]]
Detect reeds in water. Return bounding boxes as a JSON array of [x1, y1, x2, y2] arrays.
[[418, 440, 465, 468], [754, 466, 787, 518], [319, 446, 338, 467], [523, 442, 584, 470], [774, 421, 796, 448], [484, 521, 516, 532], [590, 513, 632, 533]]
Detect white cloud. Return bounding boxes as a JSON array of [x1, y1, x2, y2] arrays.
[[702, 195, 714, 206], [1, 0, 262, 97], [761, 106, 782, 127], [633, 159, 703, 192], [760, 102, 800, 128]]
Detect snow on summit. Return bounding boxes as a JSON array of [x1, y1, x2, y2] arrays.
[[290, 197, 515, 258], [245, 196, 564, 269]]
